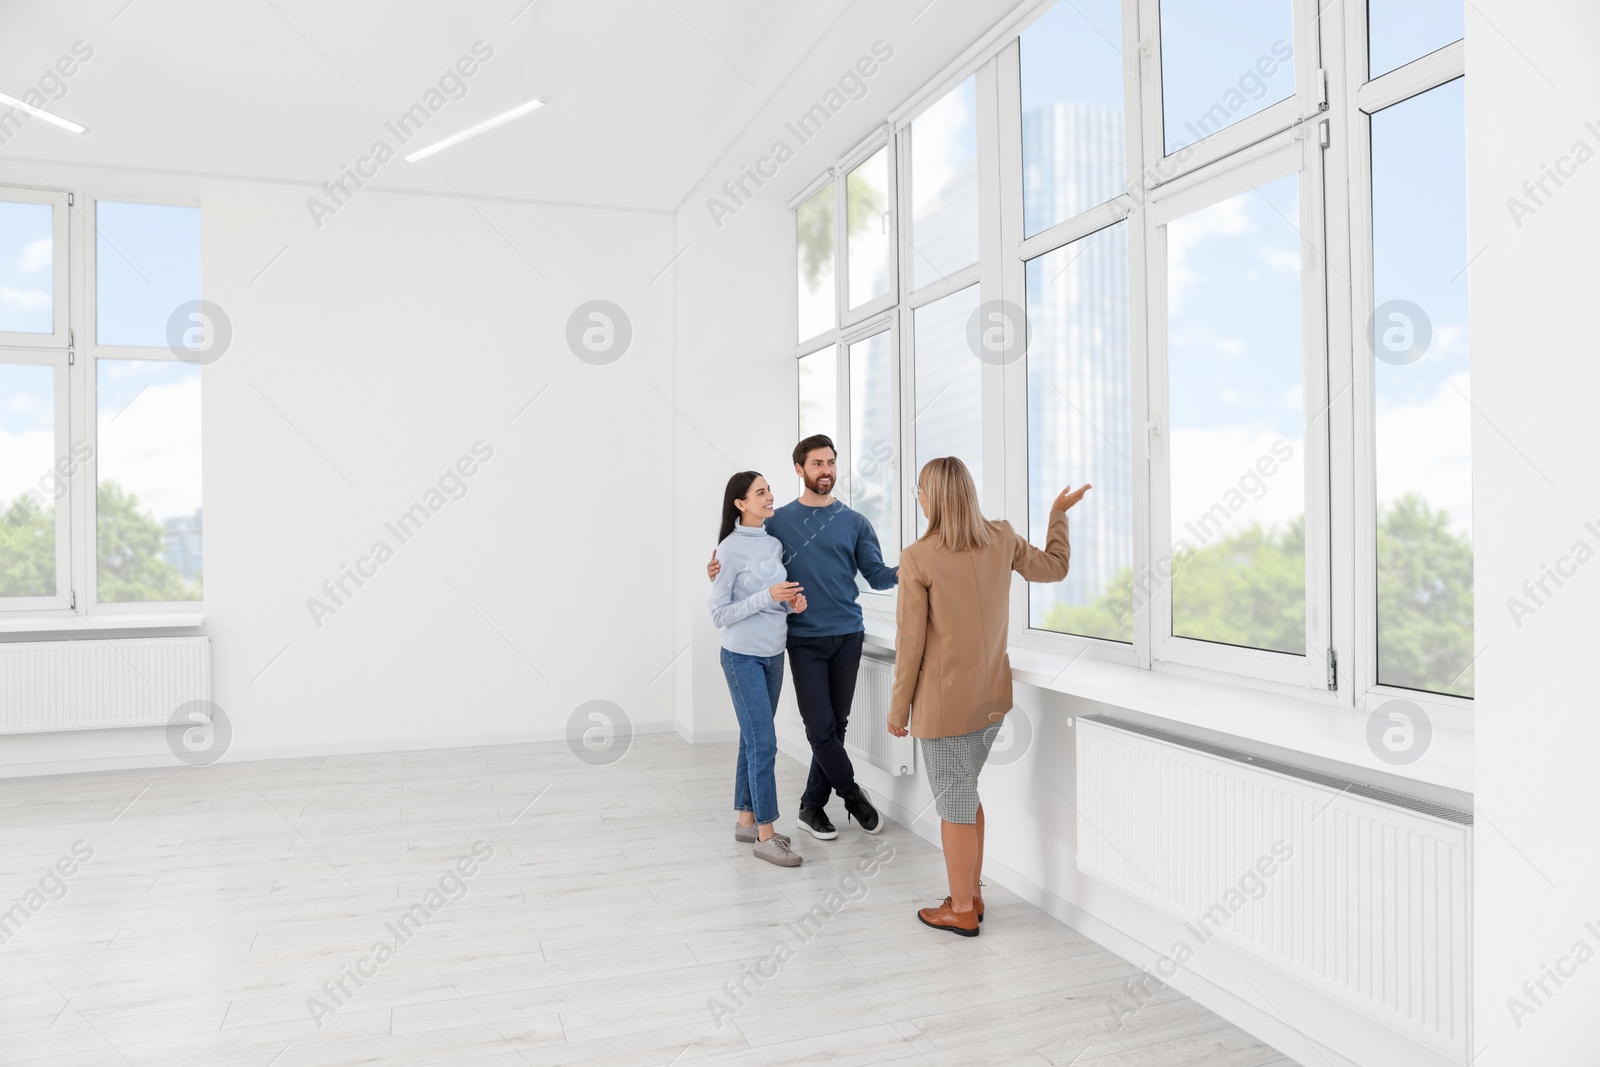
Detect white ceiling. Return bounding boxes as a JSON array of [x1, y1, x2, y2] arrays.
[[0, 0, 871, 212]]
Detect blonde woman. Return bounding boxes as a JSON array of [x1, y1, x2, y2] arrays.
[[888, 457, 1088, 936]]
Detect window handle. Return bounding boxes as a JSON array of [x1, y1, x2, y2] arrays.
[[1145, 420, 1161, 459]]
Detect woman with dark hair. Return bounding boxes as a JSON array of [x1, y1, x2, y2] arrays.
[[889, 456, 1088, 934], [709, 471, 808, 867]]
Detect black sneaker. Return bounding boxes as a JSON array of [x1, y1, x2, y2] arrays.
[[797, 805, 838, 840], [843, 790, 882, 835]]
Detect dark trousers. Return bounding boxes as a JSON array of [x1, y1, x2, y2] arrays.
[[787, 631, 864, 809]]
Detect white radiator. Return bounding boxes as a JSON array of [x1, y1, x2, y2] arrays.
[[846, 650, 915, 776], [1076, 716, 1471, 1063], [0, 637, 210, 734]]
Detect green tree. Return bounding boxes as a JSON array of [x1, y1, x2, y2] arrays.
[[0, 482, 199, 602], [1042, 499, 1474, 697], [0, 496, 56, 598], [97, 481, 199, 602], [1172, 518, 1306, 655], [1041, 520, 1306, 653], [796, 171, 885, 294], [1377, 493, 1473, 697], [796, 188, 834, 293], [1042, 569, 1135, 643]]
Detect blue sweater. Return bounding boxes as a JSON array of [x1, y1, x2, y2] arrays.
[[766, 500, 898, 638], [708, 523, 794, 657]]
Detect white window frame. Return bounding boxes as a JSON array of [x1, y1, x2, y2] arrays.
[[0, 185, 206, 629], [83, 193, 206, 621], [0, 186, 72, 349], [840, 128, 898, 326], [997, 9, 1147, 671], [901, 73, 984, 302], [1137, 0, 1329, 184], [1143, 133, 1333, 689], [1343, 14, 1471, 726], [0, 348, 73, 614], [785, 0, 1471, 729], [794, 173, 838, 349], [0, 184, 77, 619], [795, 340, 841, 443], [841, 316, 899, 612]]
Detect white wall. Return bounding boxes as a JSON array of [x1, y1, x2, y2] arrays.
[[671, 198, 796, 743], [1467, 2, 1600, 1062], [1, 171, 681, 773], [667, 0, 1600, 1064]]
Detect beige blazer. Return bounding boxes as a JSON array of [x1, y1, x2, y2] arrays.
[[889, 511, 1070, 739]]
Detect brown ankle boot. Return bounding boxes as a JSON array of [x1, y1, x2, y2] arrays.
[[918, 896, 979, 937]]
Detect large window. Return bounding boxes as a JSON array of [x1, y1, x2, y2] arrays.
[[1164, 175, 1306, 657], [93, 201, 204, 607], [911, 285, 983, 536], [796, 182, 835, 343], [848, 330, 898, 569], [1027, 223, 1133, 643], [1158, 0, 1296, 154], [909, 76, 979, 289], [0, 187, 205, 623], [789, 1, 1471, 716], [797, 346, 837, 445], [846, 147, 892, 311], [0, 201, 56, 337], [1368, 0, 1463, 77], [1368, 66, 1470, 697], [0, 363, 62, 601], [1019, 0, 1126, 238]]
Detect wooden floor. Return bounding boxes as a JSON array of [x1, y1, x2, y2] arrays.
[[0, 732, 1301, 1066]]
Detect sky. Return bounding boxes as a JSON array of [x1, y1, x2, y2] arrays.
[[0, 201, 54, 334], [910, 74, 978, 289]]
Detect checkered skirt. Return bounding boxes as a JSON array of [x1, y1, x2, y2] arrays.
[[917, 722, 1000, 824]]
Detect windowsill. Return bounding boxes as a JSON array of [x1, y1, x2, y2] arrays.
[[0, 612, 205, 635], [861, 617, 1474, 795]]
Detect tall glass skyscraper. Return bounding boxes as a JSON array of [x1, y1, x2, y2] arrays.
[[1024, 101, 1133, 630]]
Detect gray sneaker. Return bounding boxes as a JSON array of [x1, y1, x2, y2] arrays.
[[753, 834, 803, 867], [735, 821, 790, 845]]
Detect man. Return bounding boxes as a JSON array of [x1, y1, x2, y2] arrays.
[[709, 434, 896, 839]]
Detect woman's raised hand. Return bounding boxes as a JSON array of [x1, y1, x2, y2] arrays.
[[1052, 484, 1091, 513], [768, 581, 803, 603]]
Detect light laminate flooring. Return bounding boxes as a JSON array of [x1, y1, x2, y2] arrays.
[[0, 732, 1302, 1066]]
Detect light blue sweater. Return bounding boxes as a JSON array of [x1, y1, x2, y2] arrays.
[[708, 523, 794, 657]]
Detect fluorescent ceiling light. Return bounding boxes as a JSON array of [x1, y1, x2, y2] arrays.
[[403, 99, 544, 163], [0, 91, 87, 134]]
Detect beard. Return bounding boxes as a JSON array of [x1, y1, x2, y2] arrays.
[[804, 473, 835, 497]]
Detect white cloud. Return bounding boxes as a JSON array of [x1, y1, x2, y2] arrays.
[[1170, 425, 1305, 544], [1258, 246, 1299, 275], [1376, 371, 1472, 536], [1167, 196, 1253, 314], [0, 428, 54, 504], [0, 285, 51, 311], [15, 238, 51, 275], [97, 375, 202, 522]]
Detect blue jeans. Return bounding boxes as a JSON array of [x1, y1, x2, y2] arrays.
[[721, 647, 784, 826]]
